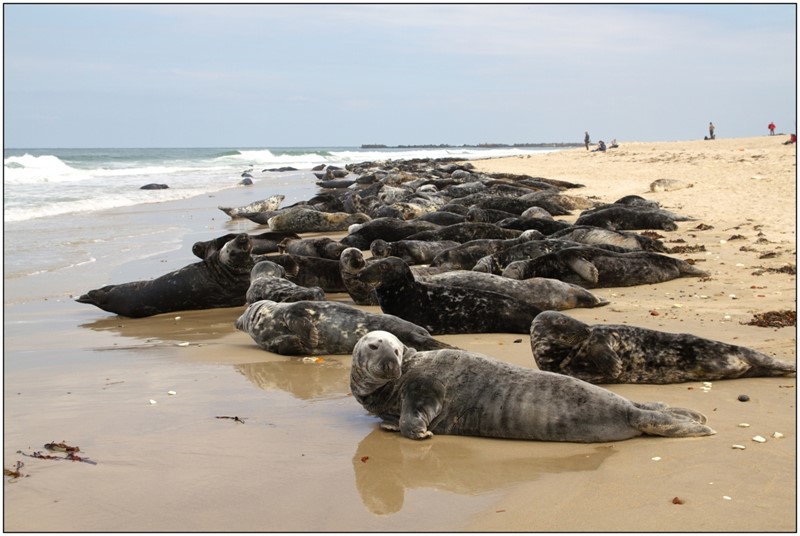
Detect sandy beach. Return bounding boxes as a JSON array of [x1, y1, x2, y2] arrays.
[[3, 136, 796, 532]]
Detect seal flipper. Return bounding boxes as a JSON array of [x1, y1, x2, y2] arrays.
[[578, 332, 624, 379], [399, 378, 445, 440], [629, 406, 715, 438], [565, 256, 599, 284], [283, 309, 320, 349], [270, 335, 312, 355]]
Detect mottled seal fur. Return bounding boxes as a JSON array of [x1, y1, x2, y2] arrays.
[[246, 260, 326, 304], [419, 271, 609, 311], [530, 311, 796, 383], [404, 222, 522, 244], [235, 300, 452, 355], [192, 231, 301, 259], [278, 236, 346, 260], [267, 254, 347, 293], [574, 206, 686, 231], [356, 256, 543, 334], [350, 331, 715, 441], [340, 218, 441, 250], [370, 239, 459, 265], [472, 239, 628, 275], [339, 247, 380, 305], [502, 246, 709, 288], [549, 226, 667, 252], [77, 234, 254, 318], [429, 230, 545, 270], [219, 194, 285, 219], [268, 207, 371, 233]]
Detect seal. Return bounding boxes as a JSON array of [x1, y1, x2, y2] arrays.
[[530, 311, 797, 383], [404, 222, 522, 244], [340, 218, 441, 250], [267, 207, 371, 233], [219, 194, 285, 219], [472, 239, 629, 275], [350, 330, 715, 441], [356, 256, 543, 334], [267, 253, 347, 293], [574, 206, 686, 231], [501, 246, 709, 288], [370, 239, 459, 265], [192, 231, 301, 259], [419, 271, 609, 311], [246, 260, 326, 304], [339, 247, 380, 305], [278, 236, 347, 260], [429, 230, 544, 270], [76, 234, 254, 318], [549, 226, 667, 252], [235, 300, 453, 356]]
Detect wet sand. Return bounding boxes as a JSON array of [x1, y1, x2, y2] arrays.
[[3, 136, 796, 531]]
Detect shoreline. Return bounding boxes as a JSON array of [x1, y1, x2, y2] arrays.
[[3, 136, 796, 531]]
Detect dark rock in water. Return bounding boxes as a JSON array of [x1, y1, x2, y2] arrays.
[[239, 178, 254, 186], [140, 183, 169, 190]]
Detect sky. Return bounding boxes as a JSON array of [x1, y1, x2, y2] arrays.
[[3, 3, 797, 148]]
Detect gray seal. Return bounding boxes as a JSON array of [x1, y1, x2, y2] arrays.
[[370, 239, 459, 265], [530, 311, 797, 383], [192, 231, 301, 259], [574, 206, 689, 231], [350, 331, 715, 441], [219, 194, 285, 219], [418, 271, 609, 311], [246, 260, 326, 304], [77, 234, 254, 318], [356, 256, 543, 334], [278, 236, 346, 260], [339, 247, 380, 305], [267, 254, 347, 293], [404, 222, 522, 243], [501, 246, 709, 288], [267, 207, 371, 233], [235, 300, 452, 356], [548, 226, 667, 252]]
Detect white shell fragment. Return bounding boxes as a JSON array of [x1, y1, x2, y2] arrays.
[[651, 456, 662, 461], [772, 432, 784, 439], [752, 435, 767, 443], [149, 399, 158, 405], [723, 496, 732, 501], [174, 316, 182, 320], [731, 444, 746, 450], [176, 342, 190, 347], [738, 423, 750, 428], [167, 390, 177, 396]]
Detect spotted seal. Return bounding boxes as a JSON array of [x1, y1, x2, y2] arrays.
[[219, 194, 285, 219], [418, 271, 609, 310], [339, 247, 380, 305], [472, 239, 628, 275], [192, 231, 301, 259], [574, 206, 686, 231], [501, 246, 709, 288], [278, 236, 346, 260], [548, 226, 667, 252], [429, 230, 545, 270], [267, 254, 347, 293], [246, 260, 326, 304], [77, 234, 254, 318], [530, 311, 797, 383], [235, 300, 452, 355], [340, 218, 441, 250], [370, 239, 459, 265], [350, 331, 715, 441], [267, 207, 371, 233], [356, 256, 543, 334], [404, 222, 522, 244]]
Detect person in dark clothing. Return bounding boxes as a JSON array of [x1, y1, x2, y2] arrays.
[[584, 131, 590, 150]]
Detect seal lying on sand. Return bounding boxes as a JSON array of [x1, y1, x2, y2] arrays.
[[356, 256, 543, 334], [418, 271, 609, 311], [235, 300, 452, 356], [350, 331, 715, 441], [339, 247, 380, 305], [267, 207, 371, 233], [548, 226, 667, 252], [267, 254, 347, 293], [502, 246, 709, 288], [370, 239, 459, 265], [246, 260, 326, 304], [77, 234, 254, 318], [219, 194, 285, 219], [530, 311, 797, 383], [278, 236, 346, 260], [192, 231, 301, 259]]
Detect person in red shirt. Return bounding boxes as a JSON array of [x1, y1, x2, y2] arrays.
[[768, 122, 776, 135]]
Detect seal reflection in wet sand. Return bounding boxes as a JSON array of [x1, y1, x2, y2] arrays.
[[351, 331, 715, 442], [530, 311, 797, 383]]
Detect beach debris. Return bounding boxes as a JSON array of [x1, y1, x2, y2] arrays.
[[651, 456, 662, 461], [742, 310, 796, 328], [702, 382, 712, 393], [360, 456, 369, 463], [176, 342, 190, 347], [723, 496, 733, 501], [44, 441, 80, 453], [168, 390, 177, 396], [17, 442, 97, 465], [4, 461, 26, 481], [738, 423, 750, 428], [737, 394, 750, 402], [149, 399, 158, 405], [752, 435, 767, 443], [216, 415, 246, 423], [174, 316, 181, 320], [772, 432, 784, 439], [731, 444, 746, 450], [302, 357, 325, 364], [694, 223, 714, 231], [672, 496, 685, 505]]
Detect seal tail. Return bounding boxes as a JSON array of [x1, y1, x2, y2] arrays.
[[629, 405, 716, 438], [744, 351, 796, 376]]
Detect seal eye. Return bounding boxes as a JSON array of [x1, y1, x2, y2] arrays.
[[369, 343, 379, 350]]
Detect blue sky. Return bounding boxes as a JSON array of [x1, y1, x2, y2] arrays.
[[4, 4, 797, 148]]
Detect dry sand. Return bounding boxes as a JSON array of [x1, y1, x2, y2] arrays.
[[3, 136, 796, 532]]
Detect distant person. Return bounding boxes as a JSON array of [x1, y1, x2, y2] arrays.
[[592, 140, 607, 152], [708, 122, 715, 140], [783, 133, 796, 145], [768, 121, 776, 135], [584, 131, 591, 150], [609, 138, 619, 148]]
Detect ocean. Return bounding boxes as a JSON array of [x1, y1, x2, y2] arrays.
[[3, 145, 557, 306]]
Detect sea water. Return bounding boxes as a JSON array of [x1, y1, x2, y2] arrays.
[[3, 146, 556, 305]]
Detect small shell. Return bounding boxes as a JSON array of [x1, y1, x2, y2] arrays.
[[176, 342, 190, 347], [772, 432, 784, 439], [174, 316, 182, 320], [731, 444, 746, 450], [723, 496, 732, 501], [167, 390, 177, 396], [738, 423, 750, 428], [752, 435, 767, 443], [671, 303, 683, 308], [149, 399, 158, 405], [651, 456, 662, 461], [703, 382, 713, 387]]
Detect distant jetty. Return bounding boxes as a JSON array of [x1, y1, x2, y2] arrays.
[[360, 142, 582, 149]]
